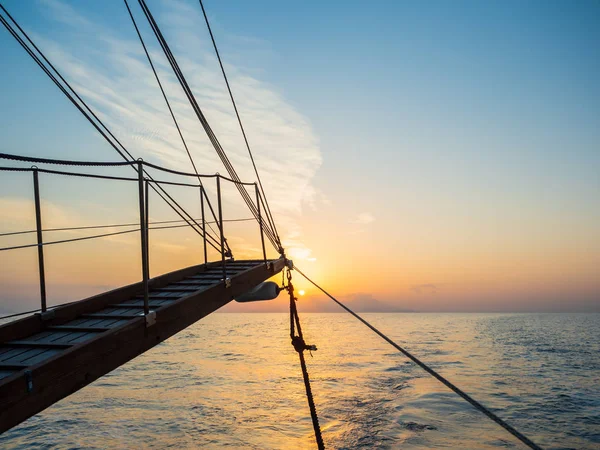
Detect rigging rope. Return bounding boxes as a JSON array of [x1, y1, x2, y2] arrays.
[[136, 0, 281, 253], [293, 266, 543, 450], [0, 153, 132, 167], [122, 0, 225, 252], [0, 160, 224, 251], [0, 222, 204, 252], [0, 152, 258, 185], [136, 0, 270, 238], [198, 0, 281, 246], [0, 5, 550, 448], [0, 4, 224, 252], [0, 165, 139, 182], [285, 267, 325, 450], [0, 217, 254, 238]]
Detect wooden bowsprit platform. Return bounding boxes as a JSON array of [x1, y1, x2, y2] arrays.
[[0, 258, 284, 434]]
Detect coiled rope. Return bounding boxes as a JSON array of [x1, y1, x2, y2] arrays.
[[294, 266, 543, 450]]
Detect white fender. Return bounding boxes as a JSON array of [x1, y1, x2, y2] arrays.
[[235, 281, 281, 303]]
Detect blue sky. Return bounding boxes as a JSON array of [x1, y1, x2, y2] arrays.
[[0, 0, 599, 312]]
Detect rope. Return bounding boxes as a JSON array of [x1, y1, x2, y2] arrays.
[[142, 161, 254, 185], [123, 0, 224, 249], [0, 152, 133, 167], [0, 160, 224, 249], [0, 217, 255, 238], [0, 6, 225, 253], [294, 266, 543, 450], [136, 0, 281, 252], [0, 152, 253, 184], [285, 268, 325, 450], [137, 0, 280, 249], [0, 222, 212, 252], [198, 0, 281, 246], [0, 165, 138, 182], [147, 180, 222, 250], [0, 157, 257, 249], [124, 0, 196, 177]]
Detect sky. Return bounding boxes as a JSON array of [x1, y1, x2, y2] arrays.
[[0, 0, 598, 313]]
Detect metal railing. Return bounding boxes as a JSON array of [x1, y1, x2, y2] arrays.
[[0, 155, 272, 316]]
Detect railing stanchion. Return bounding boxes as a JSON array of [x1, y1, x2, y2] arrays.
[[32, 168, 47, 313], [256, 183, 267, 266], [216, 176, 227, 284], [145, 179, 150, 278], [137, 160, 150, 315], [200, 185, 207, 265]]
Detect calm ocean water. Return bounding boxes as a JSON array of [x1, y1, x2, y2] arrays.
[[0, 313, 598, 449]]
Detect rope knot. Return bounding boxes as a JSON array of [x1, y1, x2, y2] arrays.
[[291, 336, 317, 354]]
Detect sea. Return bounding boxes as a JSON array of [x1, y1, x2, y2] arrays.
[[0, 313, 598, 449]]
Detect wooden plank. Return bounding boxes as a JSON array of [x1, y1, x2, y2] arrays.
[[0, 260, 233, 345], [5, 341, 74, 349], [95, 308, 143, 316], [66, 318, 125, 328], [0, 257, 284, 434], [47, 326, 111, 333], [220, 263, 261, 268], [128, 297, 178, 303], [2, 348, 48, 364], [63, 333, 98, 344], [24, 331, 83, 345], [0, 347, 15, 356], [0, 371, 15, 381], [206, 270, 251, 274], [155, 286, 208, 292], [81, 314, 141, 320], [188, 274, 226, 279], [170, 284, 213, 290], [109, 303, 164, 309], [0, 364, 29, 370], [173, 280, 216, 285], [0, 348, 32, 361], [182, 275, 220, 279], [0, 316, 42, 349], [18, 349, 62, 367], [90, 308, 134, 316], [1, 331, 93, 348], [0, 348, 63, 369], [133, 293, 185, 299]]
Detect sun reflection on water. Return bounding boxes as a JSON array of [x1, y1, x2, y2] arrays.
[[0, 313, 597, 449]]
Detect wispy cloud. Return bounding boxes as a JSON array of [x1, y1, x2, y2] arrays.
[[346, 212, 375, 235], [35, 0, 322, 258], [352, 212, 375, 225], [0, 197, 73, 230]]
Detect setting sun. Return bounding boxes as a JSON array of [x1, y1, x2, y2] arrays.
[[298, 290, 305, 296]]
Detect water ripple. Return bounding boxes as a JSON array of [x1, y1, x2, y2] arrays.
[[0, 313, 597, 449]]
